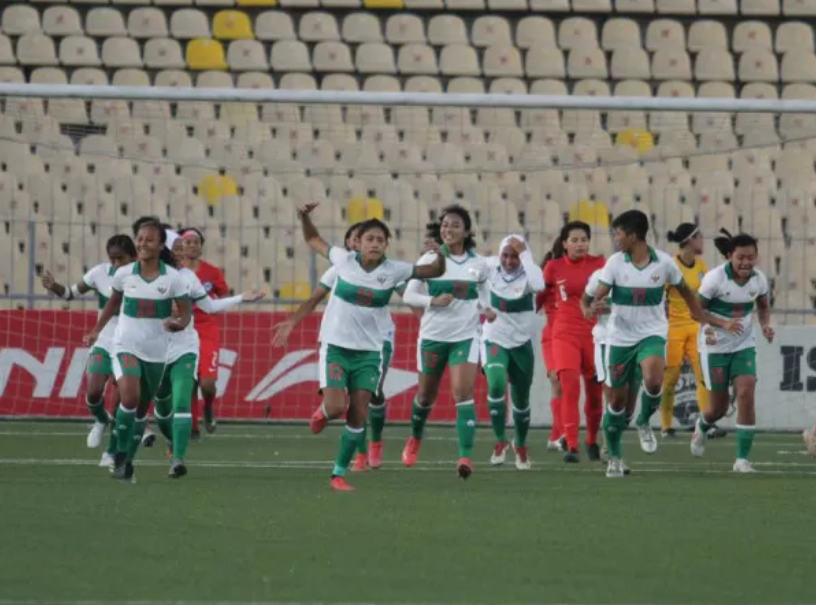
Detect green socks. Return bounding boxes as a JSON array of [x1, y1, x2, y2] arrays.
[[369, 398, 386, 443], [333, 425, 364, 477], [637, 386, 663, 427], [87, 397, 109, 424], [512, 405, 531, 448], [172, 413, 192, 460], [411, 398, 431, 440], [736, 425, 755, 460], [127, 415, 147, 463], [105, 427, 118, 455], [456, 400, 476, 458], [698, 415, 713, 433], [114, 405, 136, 455], [488, 397, 507, 443], [602, 405, 627, 458], [357, 420, 369, 455]]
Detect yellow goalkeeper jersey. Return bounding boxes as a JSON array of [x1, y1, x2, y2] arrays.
[[666, 256, 708, 327]]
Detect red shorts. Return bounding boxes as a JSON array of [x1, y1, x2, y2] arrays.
[[553, 333, 595, 379], [198, 337, 220, 380]]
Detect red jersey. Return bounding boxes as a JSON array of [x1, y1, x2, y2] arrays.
[[544, 254, 605, 337], [192, 260, 229, 332]]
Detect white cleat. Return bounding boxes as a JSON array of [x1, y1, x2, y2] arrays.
[[606, 457, 625, 478], [490, 441, 509, 466], [86, 421, 107, 449], [690, 418, 708, 457], [99, 451, 115, 469], [547, 437, 565, 452], [513, 442, 531, 470], [636, 423, 658, 454], [802, 430, 816, 456], [733, 458, 757, 473]]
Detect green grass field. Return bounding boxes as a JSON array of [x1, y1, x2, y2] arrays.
[[1, 421, 815, 605]]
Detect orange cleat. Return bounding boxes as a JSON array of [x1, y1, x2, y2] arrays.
[[310, 407, 328, 434], [368, 441, 384, 469], [402, 436, 421, 467], [457, 457, 473, 479], [350, 453, 368, 472], [330, 476, 354, 491]]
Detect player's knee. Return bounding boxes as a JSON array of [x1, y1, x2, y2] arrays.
[[486, 374, 506, 401], [199, 380, 217, 400]]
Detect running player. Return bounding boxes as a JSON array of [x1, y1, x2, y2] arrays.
[[482, 234, 545, 470], [586, 210, 733, 478], [298, 202, 445, 490], [180, 227, 229, 437], [402, 204, 495, 479], [691, 230, 772, 473], [536, 247, 564, 452], [40, 234, 137, 467], [661, 223, 724, 439]]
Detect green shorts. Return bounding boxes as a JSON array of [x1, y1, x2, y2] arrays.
[[320, 344, 382, 393], [418, 338, 479, 376], [700, 348, 757, 392], [482, 340, 535, 389], [86, 346, 113, 376], [605, 335, 666, 389]]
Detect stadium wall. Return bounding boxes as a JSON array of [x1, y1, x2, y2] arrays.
[[1, 310, 814, 431]]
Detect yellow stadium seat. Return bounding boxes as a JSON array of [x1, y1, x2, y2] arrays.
[[279, 281, 312, 301], [237, 0, 278, 5], [213, 10, 254, 41], [568, 199, 610, 227], [186, 39, 227, 71], [198, 174, 238, 205], [364, 0, 405, 7], [347, 198, 385, 224], [615, 128, 654, 155]]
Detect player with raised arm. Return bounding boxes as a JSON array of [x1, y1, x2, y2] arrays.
[[691, 230, 773, 473], [544, 222, 606, 463], [297, 202, 445, 490], [41, 234, 137, 467], [482, 235, 545, 470], [401, 205, 496, 479], [83, 219, 192, 482], [536, 246, 564, 452], [586, 210, 738, 478]]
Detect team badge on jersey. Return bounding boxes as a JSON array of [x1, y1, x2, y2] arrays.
[[158, 286, 167, 294], [204, 282, 213, 292]]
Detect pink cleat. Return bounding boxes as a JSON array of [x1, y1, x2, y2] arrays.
[[402, 436, 421, 467], [350, 453, 368, 472], [457, 458, 473, 479], [310, 407, 328, 434], [368, 441, 384, 469], [330, 476, 355, 491]]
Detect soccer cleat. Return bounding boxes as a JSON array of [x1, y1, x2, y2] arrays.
[[547, 435, 566, 452], [606, 457, 625, 478], [331, 476, 354, 491], [168, 458, 187, 479], [141, 428, 156, 448], [802, 429, 816, 456], [203, 402, 217, 434], [621, 459, 632, 476], [733, 458, 756, 473], [587, 443, 601, 462], [690, 418, 708, 457], [457, 457, 473, 479], [99, 451, 115, 468], [490, 441, 509, 466], [111, 454, 135, 484], [368, 441, 384, 469], [636, 423, 658, 454], [190, 429, 202, 442], [513, 442, 531, 470], [86, 421, 107, 449], [402, 436, 421, 467], [707, 425, 727, 439], [563, 449, 580, 463], [309, 407, 329, 435], [350, 453, 369, 472], [661, 428, 676, 438]]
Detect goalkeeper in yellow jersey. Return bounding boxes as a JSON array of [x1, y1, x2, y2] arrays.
[[661, 223, 724, 438]]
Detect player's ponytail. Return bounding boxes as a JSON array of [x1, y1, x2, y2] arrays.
[[713, 228, 735, 259], [667, 222, 698, 247]]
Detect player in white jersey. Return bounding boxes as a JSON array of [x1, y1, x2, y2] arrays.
[[41, 234, 137, 466], [690, 230, 773, 473], [586, 210, 736, 478], [83, 219, 192, 483], [296, 202, 445, 491], [481, 235, 544, 470], [402, 205, 496, 479]]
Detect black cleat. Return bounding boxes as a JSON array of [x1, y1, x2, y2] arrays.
[[707, 425, 727, 439], [112, 454, 135, 484], [141, 432, 157, 448], [563, 449, 580, 463], [661, 428, 677, 438], [168, 458, 187, 479], [587, 443, 601, 461], [190, 429, 202, 442], [203, 403, 217, 434]]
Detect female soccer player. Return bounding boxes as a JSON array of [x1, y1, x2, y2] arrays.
[[402, 204, 495, 479], [536, 247, 564, 452], [586, 210, 736, 478], [690, 230, 773, 473], [544, 222, 606, 463], [41, 234, 137, 466], [297, 202, 445, 490], [83, 219, 193, 482], [482, 234, 545, 470]]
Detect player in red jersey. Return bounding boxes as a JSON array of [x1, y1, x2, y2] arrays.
[[535, 253, 564, 452], [544, 222, 606, 463], [180, 228, 229, 438]]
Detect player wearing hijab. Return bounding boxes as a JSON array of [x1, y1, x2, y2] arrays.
[[482, 235, 545, 470]]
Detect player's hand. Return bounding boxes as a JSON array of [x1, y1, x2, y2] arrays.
[[271, 320, 295, 347], [297, 202, 319, 218], [704, 326, 717, 345], [163, 317, 186, 332], [507, 237, 527, 254], [430, 293, 454, 308], [721, 319, 743, 336], [424, 240, 441, 253], [83, 330, 99, 346], [762, 325, 775, 343], [41, 270, 56, 292], [483, 308, 498, 323], [241, 288, 266, 303]]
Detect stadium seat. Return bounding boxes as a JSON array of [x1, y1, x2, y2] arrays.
[[698, 0, 738, 13], [2, 5, 41, 36], [42, 6, 83, 36], [733, 21, 773, 52], [776, 22, 814, 53], [227, 39, 268, 70], [645, 19, 685, 51], [186, 38, 228, 70], [213, 10, 254, 40], [559, 17, 598, 50], [687, 20, 728, 51], [128, 7, 169, 38], [60, 36, 102, 67], [17, 34, 58, 66], [102, 37, 143, 68], [601, 18, 641, 50], [144, 38, 186, 70], [342, 13, 382, 43], [170, 9, 210, 39], [472, 16, 512, 47], [781, 51, 816, 82], [517, 16, 556, 49], [427, 15, 468, 46], [742, 0, 780, 14]]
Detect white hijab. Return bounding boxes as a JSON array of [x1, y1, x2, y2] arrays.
[[165, 228, 180, 250], [497, 233, 528, 279]]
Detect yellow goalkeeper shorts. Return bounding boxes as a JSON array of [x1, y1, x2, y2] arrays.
[[666, 323, 700, 368]]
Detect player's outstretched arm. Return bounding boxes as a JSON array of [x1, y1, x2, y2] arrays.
[[83, 290, 122, 345], [41, 270, 91, 301], [297, 201, 330, 258], [411, 253, 445, 280], [756, 294, 775, 343], [271, 285, 330, 347], [196, 289, 266, 314]]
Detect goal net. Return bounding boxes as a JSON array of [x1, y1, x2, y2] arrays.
[[0, 83, 814, 431]]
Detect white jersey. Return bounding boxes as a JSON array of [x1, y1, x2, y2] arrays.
[[320, 247, 414, 352], [584, 269, 609, 345], [166, 267, 204, 362], [111, 261, 190, 363], [319, 265, 402, 346], [481, 249, 545, 349], [698, 263, 769, 354], [599, 248, 683, 347], [407, 248, 490, 343], [82, 262, 118, 353]]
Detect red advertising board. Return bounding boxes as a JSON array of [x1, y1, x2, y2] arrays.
[[0, 311, 489, 421]]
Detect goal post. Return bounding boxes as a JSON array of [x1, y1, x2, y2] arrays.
[[0, 83, 814, 432]]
